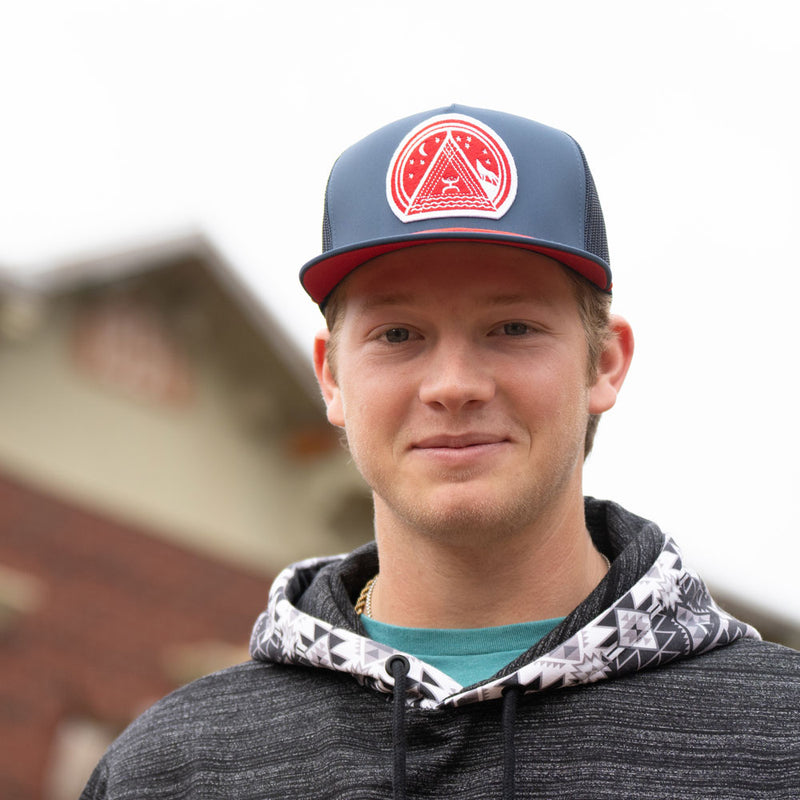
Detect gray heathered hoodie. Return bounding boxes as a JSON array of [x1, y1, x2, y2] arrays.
[[81, 499, 800, 798]]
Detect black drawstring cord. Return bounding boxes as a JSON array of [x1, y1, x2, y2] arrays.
[[501, 685, 522, 800], [387, 655, 410, 800], [384, 657, 521, 799]]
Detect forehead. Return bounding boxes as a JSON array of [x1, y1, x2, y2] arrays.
[[335, 243, 577, 316]]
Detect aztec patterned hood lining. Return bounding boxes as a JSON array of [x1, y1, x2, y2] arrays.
[[249, 499, 759, 711]]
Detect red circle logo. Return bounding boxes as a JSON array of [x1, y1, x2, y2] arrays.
[[386, 114, 517, 223]]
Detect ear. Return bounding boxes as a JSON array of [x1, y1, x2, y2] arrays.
[[313, 329, 345, 428], [588, 315, 635, 414]]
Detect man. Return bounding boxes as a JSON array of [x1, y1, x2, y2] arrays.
[[82, 106, 799, 799]]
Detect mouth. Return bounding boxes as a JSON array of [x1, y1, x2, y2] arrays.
[[412, 433, 510, 450]]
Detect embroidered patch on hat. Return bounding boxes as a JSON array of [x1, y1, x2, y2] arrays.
[[386, 114, 517, 223]]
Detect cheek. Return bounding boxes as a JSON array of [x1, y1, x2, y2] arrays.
[[339, 369, 417, 453], [338, 375, 390, 436], [518, 355, 588, 403], [510, 361, 591, 437]]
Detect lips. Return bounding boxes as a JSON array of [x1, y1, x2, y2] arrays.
[[412, 433, 509, 450]]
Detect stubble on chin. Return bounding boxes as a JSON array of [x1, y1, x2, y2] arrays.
[[371, 484, 548, 548], [355, 444, 583, 549]]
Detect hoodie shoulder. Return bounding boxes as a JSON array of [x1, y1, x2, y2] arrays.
[[677, 635, 800, 682], [80, 661, 299, 799], [601, 636, 800, 747]]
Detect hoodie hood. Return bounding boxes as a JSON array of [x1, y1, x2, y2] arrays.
[[250, 500, 759, 711]]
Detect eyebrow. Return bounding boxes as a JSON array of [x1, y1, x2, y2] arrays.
[[482, 293, 543, 306], [357, 293, 417, 313]]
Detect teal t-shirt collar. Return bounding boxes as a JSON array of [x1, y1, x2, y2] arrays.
[[360, 616, 564, 687]]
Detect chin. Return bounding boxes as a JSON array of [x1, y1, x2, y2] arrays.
[[382, 488, 541, 546]]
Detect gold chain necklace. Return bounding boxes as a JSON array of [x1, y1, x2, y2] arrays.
[[354, 574, 379, 616]]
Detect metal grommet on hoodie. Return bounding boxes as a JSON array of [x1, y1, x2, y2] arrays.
[[384, 654, 410, 680]]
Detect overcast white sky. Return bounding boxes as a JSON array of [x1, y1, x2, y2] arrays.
[[1, 1, 798, 620]]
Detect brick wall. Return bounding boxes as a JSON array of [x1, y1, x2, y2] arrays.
[[0, 470, 273, 799]]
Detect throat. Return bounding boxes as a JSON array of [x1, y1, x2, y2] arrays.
[[370, 503, 609, 628]]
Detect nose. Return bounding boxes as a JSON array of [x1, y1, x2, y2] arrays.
[[417, 340, 495, 412]]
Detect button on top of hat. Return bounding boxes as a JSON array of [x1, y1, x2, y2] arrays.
[[386, 114, 517, 223]]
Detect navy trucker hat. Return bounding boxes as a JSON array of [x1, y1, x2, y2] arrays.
[[300, 104, 612, 306]]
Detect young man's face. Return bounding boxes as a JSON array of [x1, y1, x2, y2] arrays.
[[315, 243, 622, 546]]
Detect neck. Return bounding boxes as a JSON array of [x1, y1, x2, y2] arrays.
[[369, 492, 607, 629]]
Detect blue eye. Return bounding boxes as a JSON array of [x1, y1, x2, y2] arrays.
[[502, 322, 530, 336], [384, 327, 410, 343]]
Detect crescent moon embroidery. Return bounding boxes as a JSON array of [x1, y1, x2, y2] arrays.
[[419, 143, 427, 157]]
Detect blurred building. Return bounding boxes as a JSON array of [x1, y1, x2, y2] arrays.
[[0, 234, 372, 799]]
